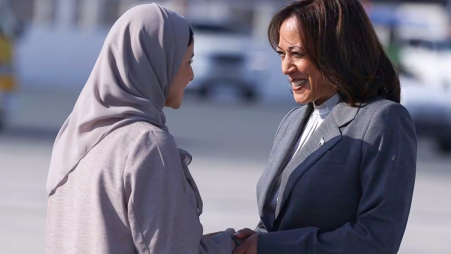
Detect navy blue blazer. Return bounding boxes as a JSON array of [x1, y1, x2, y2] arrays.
[[255, 98, 417, 254]]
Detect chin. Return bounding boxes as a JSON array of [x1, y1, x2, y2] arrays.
[[171, 101, 182, 109], [293, 93, 311, 104], [165, 99, 182, 109]]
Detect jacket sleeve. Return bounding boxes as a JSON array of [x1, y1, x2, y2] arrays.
[[254, 220, 268, 234], [258, 103, 417, 254], [124, 130, 234, 254]]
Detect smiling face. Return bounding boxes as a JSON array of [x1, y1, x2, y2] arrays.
[[277, 16, 336, 105]]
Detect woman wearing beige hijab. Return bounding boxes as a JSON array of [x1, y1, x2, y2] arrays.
[[46, 4, 235, 254]]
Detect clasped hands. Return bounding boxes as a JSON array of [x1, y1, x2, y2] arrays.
[[206, 228, 258, 254], [232, 228, 258, 254]]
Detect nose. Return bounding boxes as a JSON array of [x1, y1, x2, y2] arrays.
[[190, 66, 194, 81], [281, 55, 296, 76]]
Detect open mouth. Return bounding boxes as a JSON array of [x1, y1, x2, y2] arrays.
[[291, 79, 308, 91]]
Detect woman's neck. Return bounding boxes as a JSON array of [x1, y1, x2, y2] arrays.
[[314, 91, 338, 106]]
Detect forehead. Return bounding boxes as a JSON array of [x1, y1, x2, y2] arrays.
[[278, 16, 302, 48]]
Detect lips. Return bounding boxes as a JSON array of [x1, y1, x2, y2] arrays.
[[291, 79, 308, 91]]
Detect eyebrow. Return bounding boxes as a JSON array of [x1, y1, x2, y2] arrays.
[[277, 45, 303, 50], [192, 53, 194, 58]]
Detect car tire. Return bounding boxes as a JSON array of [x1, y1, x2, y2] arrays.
[[198, 86, 211, 100], [0, 109, 5, 132], [241, 87, 257, 102], [438, 138, 451, 153], [0, 118, 5, 133]]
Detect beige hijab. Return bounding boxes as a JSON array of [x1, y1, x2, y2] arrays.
[[47, 4, 190, 196]]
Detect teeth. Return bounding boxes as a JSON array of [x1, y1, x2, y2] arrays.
[[292, 80, 307, 87]]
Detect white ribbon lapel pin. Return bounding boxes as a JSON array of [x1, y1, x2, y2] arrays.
[[319, 137, 325, 147]]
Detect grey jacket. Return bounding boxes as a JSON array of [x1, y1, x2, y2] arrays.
[[255, 98, 417, 254], [46, 122, 234, 254]]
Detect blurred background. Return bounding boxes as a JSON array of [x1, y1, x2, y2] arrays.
[[0, 0, 450, 253]]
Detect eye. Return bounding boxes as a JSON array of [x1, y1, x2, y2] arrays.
[[189, 59, 194, 64], [292, 52, 305, 58], [276, 50, 285, 58]]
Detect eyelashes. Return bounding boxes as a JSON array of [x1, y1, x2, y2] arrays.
[[276, 51, 305, 58], [292, 52, 304, 56]]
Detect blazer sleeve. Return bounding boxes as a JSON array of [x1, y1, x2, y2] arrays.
[[254, 220, 268, 234], [258, 103, 417, 254], [124, 130, 234, 254]]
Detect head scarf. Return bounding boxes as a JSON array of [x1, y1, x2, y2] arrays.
[[47, 3, 190, 196]]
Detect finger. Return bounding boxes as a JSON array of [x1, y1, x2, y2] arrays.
[[225, 228, 236, 234], [234, 228, 252, 238], [234, 228, 255, 240], [232, 239, 248, 254]]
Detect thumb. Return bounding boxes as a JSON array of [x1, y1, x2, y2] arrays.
[[224, 228, 236, 235], [234, 228, 256, 240]]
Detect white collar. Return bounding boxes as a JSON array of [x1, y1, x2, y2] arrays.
[[313, 93, 340, 117]]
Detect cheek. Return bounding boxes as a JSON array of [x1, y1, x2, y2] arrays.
[[177, 69, 190, 90], [295, 60, 311, 73], [177, 66, 188, 83], [302, 64, 322, 90], [311, 72, 327, 92]]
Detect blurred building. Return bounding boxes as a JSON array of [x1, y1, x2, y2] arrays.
[[4, 0, 448, 38], [3, 0, 451, 92], [7, 0, 293, 90], [3, 0, 290, 35]]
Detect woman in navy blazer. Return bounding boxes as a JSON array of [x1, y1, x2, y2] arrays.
[[232, 1, 417, 254]]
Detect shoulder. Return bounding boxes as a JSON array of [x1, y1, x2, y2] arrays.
[[119, 122, 178, 159], [121, 122, 174, 142], [277, 105, 307, 130], [135, 123, 176, 151], [358, 98, 415, 140], [124, 123, 182, 178], [271, 105, 306, 139], [285, 105, 308, 120], [359, 98, 412, 124]]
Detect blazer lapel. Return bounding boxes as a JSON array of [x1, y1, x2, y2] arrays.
[[257, 105, 313, 228], [275, 101, 360, 219]]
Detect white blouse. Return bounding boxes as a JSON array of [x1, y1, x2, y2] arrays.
[[291, 93, 341, 158]]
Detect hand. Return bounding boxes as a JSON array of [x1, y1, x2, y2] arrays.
[[234, 228, 257, 240], [232, 234, 258, 254], [231, 238, 239, 249], [204, 231, 223, 237], [205, 228, 236, 238]]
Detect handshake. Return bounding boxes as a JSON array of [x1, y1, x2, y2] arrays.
[[207, 228, 259, 254]]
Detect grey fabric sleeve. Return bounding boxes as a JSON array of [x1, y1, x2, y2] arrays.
[[258, 103, 417, 254], [124, 130, 234, 254]]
